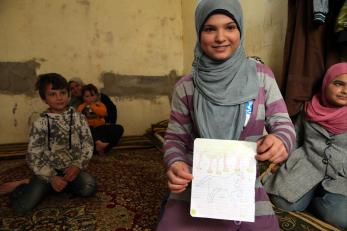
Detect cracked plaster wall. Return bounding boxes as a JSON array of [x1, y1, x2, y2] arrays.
[[0, 0, 287, 144], [0, 0, 183, 144]]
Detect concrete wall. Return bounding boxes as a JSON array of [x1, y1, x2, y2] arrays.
[[0, 0, 287, 144], [242, 0, 288, 79], [182, 0, 197, 74], [0, 0, 183, 144]]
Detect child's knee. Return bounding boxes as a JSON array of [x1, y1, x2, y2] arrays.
[[313, 194, 347, 229], [320, 212, 347, 229], [80, 183, 96, 197], [269, 194, 306, 212], [10, 186, 36, 214], [10, 177, 48, 214], [78, 173, 97, 197]]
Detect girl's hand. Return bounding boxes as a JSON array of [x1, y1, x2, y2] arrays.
[[255, 134, 288, 164], [167, 161, 193, 193]]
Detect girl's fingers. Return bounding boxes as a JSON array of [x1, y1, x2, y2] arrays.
[[167, 170, 190, 185], [176, 171, 193, 181], [168, 181, 188, 193], [272, 153, 287, 164], [166, 161, 193, 193], [171, 164, 193, 180], [255, 151, 272, 161], [269, 146, 287, 163], [168, 182, 187, 191]]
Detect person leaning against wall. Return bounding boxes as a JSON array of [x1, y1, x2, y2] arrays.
[[68, 78, 124, 154]]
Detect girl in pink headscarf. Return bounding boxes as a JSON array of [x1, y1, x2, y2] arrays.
[[263, 62, 347, 229]]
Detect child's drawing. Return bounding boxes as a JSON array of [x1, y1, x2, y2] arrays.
[[191, 138, 257, 222]]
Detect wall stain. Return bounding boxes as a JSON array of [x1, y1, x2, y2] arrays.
[[12, 103, 17, 115], [91, 22, 100, 45], [0, 59, 40, 95], [12, 103, 18, 127], [95, 50, 104, 58], [160, 17, 168, 27], [100, 70, 180, 101], [72, 53, 79, 59], [76, 0, 90, 7], [105, 31, 114, 44], [160, 54, 168, 61]]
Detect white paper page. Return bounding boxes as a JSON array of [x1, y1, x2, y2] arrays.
[[190, 138, 257, 222]]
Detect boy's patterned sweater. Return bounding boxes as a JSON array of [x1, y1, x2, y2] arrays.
[[27, 107, 93, 182]]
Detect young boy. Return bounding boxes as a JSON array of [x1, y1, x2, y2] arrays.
[[9, 73, 96, 214]]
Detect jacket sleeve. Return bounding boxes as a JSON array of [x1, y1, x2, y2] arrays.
[[101, 93, 117, 124], [261, 65, 296, 153], [91, 102, 107, 117], [71, 113, 94, 169], [26, 119, 56, 182], [163, 81, 192, 168]]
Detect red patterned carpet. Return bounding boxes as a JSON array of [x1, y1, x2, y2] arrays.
[[0, 145, 168, 231], [0, 133, 342, 231]]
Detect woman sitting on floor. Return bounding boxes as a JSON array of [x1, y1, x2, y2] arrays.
[[263, 62, 347, 229], [69, 79, 124, 154]]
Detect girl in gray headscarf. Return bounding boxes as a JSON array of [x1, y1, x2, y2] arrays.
[[157, 0, 295, 230]]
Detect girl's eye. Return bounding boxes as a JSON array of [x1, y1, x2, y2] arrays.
[[226, 24, 237, 31], [333, 81, 343, 87], [203, 27, 215, 32]]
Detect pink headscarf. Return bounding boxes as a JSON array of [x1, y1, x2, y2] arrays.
[[305, 62, 347, 134]]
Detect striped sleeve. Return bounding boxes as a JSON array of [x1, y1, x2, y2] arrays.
[[163, 76, 194, 168], [257, 63, 296, 153]]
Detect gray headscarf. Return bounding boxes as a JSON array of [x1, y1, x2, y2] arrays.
[[193, 0, 259, 139]]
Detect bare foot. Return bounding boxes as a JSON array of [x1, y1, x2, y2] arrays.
[[0, 179, 29, 195], [95, 140, 109, 155], [95, 146, 105, 155]]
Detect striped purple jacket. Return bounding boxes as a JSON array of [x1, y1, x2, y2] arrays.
[[163, 63, 296, 221]]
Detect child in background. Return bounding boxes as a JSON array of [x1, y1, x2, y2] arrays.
[[77, 84, 112, 154], [77, 84, 107, 128], [263, 63, 347, 229], [68, 79, 124, 155], [7, 73, 96, 214]]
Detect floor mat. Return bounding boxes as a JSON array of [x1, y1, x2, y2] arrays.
[[0, 146, 168, 231]]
